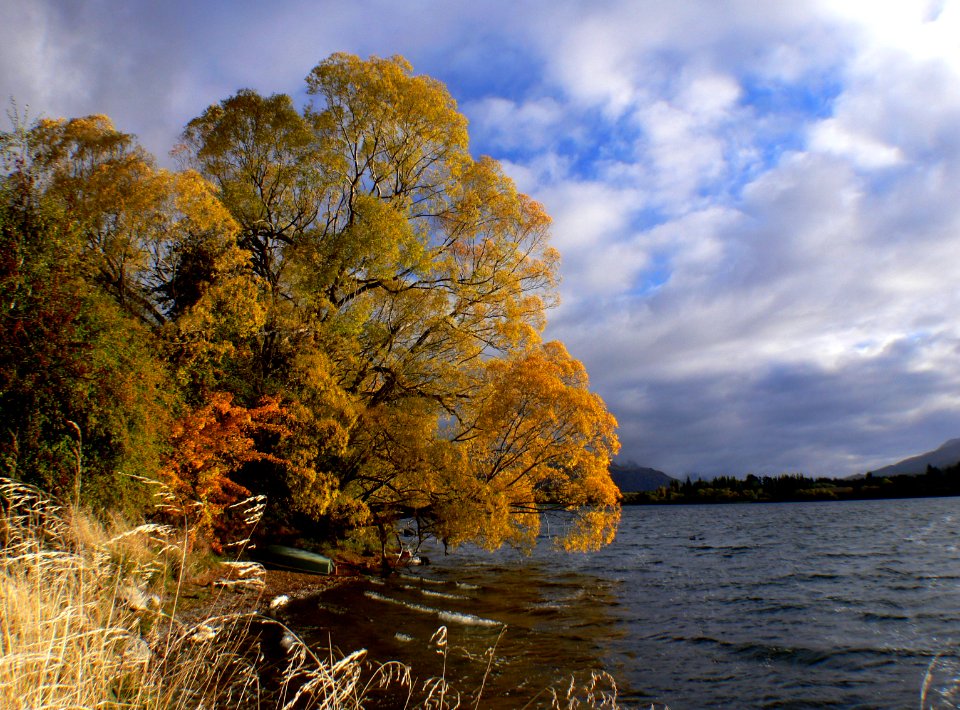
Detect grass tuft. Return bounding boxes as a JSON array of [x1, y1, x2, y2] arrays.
[[0, 478, 368, 709]]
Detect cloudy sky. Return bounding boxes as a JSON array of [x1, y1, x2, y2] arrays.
[[4, 0, 960, 477]]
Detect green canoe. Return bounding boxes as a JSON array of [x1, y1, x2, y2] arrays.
[[256, 544, 336, 575]]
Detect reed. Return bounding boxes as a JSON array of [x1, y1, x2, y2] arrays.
[[0, 478, 375, 709]]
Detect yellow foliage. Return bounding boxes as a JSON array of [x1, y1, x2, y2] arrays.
[[306, 52, 470, 193], [27, 116, 261, 349], [453, 341, 621, 551], [163, 172, 267, 388], [170, 169, 238, 238], [344, 341, 621, 552], [30, 116, 167, 312], [180, 89, 323, 299], [163, 53, 624, 553]]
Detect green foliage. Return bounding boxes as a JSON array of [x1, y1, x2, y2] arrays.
[[0, 156, 173, 515]]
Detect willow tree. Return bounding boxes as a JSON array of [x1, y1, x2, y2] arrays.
[[183, 53, 621, 552], [25, 116, 258, 331]]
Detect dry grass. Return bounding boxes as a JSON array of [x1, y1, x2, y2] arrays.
[[0, 478, 384, 709], [545, 672, 622, 709], [0, 477, 250, 708], [0, 478, 633, 709]]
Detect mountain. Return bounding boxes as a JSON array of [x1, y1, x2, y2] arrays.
[[609, 462, 676, 492], [865, 438, 960, 478]]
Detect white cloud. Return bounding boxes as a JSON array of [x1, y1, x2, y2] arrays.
[[631, 99, 730, 212], [808, 118, 904, 169], [677, 72, 742, 120], [464, 96, 565, 153], [819, 0, 960, 70], [7, 0, 960, 474], [487, 0, 960, 473], [537, 180, 646, 299]]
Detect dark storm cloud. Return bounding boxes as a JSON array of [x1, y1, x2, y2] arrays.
[[608, 336, 960, 477]]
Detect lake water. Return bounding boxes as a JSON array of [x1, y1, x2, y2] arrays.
[[284, 498, 960, 708]]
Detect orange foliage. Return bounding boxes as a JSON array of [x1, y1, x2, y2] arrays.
[[163, 393, 284, 551], [450, 341, 621, 551]]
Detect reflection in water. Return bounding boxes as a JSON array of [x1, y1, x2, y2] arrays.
[[285, 560, 625, 708], [284, 498, 960, 708]]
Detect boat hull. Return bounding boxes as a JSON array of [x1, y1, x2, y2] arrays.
[[256, 544, 336, 575]]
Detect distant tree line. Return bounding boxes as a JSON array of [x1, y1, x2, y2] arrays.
[[623, 464, 960, 505]]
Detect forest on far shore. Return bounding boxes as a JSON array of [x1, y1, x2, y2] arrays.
[[623, 464, 960, 505]]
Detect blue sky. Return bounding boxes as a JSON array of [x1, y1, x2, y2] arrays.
[[4, 0, 960, 476]]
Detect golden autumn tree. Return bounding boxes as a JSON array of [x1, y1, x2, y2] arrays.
[[447, 341, 620, 551], [181, 53, 621, 553], [32, 115, 352, 532], [25, 115, 269, 397], [348, 342, 620, 554], [29, 115, 173, 323]]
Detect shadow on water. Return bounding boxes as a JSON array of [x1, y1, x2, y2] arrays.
[[281, 499, 960, 708], [284, 560, 633, 708]]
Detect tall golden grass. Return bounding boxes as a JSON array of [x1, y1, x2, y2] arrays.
[[0, 478, 632, 709], [0, 477, 395, 709]]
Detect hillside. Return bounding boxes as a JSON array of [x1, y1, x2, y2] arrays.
[[866, 438, 960, 477], [609, 463, 676, 492]]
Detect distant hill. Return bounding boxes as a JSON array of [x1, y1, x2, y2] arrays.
[[865, 438, 960, 478], [609, 463, 676, 492]]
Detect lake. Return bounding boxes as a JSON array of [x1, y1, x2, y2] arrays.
[[284, 498, 960, 708]]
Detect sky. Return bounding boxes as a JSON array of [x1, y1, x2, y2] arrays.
[[3, 0, 960, 477]]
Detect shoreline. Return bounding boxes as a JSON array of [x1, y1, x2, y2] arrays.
[[175, 560, 363, 627], [260, 566, 357, 603]]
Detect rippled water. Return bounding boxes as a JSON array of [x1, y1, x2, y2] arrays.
[[285, 498, 960, 708]]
